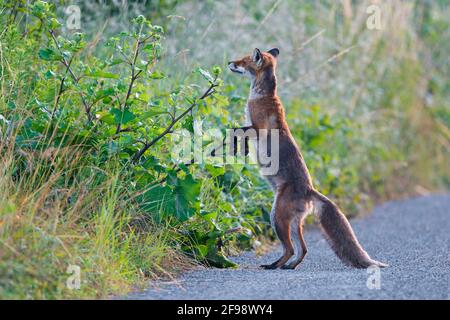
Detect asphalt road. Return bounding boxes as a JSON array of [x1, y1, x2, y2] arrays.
[[128, 193, 450, 300]]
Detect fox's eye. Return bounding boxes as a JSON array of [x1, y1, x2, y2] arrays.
[[252, 48, 262, 66]]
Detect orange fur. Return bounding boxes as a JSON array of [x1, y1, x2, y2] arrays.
[[228, 48, 387, 269]]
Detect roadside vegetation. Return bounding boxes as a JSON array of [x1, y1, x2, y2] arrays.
[[0, 0, 448, 299]]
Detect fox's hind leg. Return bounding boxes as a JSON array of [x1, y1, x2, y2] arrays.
[[261, 186, 295, 269], [260, 215, 294, 269], [281, 214, 308, 269]]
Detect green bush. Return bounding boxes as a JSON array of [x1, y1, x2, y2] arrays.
[[0, 2, 274, 299]]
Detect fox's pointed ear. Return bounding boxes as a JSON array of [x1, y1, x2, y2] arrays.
[[252, 48, 262, 66], [267, 48, 280, 58]]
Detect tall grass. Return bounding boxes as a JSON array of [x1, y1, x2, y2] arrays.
[[0, 125, 188, 299]]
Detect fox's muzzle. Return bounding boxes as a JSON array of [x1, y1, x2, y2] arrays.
[[228, 62, 243, 74]]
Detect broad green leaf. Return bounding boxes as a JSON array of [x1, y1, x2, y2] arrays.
[[96, 111, 115, 125], [110, 108, 136, 124], [38, 48, 60, 61], [85, 71, 119, 79], [196, 245, 208, 258], [142, 108, 168, 118], [205, 164, 225, 178], [44, 70, 56, 79], [137, 174, 200, 223], [206, 247, 238, 268], [196, 67, 214, 82], [182, 115, 194, 133], [149, 71, 165, 79]]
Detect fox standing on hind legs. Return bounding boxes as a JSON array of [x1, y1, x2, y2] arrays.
[[228, 48, 387, 269]]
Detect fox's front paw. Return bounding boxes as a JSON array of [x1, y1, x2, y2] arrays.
[[260, 264, 277, 270]]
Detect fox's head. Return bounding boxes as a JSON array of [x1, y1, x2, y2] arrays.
[[228, 48, 279, 80]]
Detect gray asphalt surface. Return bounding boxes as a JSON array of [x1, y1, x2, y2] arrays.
[[128, 193, 450, 300]]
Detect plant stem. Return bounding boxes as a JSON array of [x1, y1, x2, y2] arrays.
[[133, 79, 218, 163], [116, 39, 143, 134], [47, 29, 93, 122]]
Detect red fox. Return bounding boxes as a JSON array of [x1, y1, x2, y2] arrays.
[[228, 48, 387, 269]]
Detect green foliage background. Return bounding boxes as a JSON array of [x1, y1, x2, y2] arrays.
[[0, 0, 448, 298]]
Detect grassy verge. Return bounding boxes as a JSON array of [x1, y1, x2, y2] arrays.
[[0, 132, 193, 299]]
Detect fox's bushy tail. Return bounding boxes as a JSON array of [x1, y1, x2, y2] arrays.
[[311, 190, 388, 268]]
